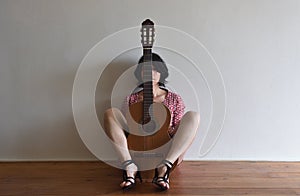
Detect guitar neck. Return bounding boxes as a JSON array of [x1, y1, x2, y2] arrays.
[[143, 48, 153, 120]]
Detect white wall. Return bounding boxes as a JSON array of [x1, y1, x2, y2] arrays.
[[1, 0, 300, 161]]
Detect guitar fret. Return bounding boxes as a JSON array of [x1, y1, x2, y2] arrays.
[[142, 36, 154, 120]]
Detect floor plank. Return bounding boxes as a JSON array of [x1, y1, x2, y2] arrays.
[[0, 161, 300, 195]]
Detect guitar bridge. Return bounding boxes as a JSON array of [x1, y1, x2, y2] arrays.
[[133, 152, 163, 158]]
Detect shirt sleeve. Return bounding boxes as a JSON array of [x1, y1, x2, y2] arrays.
[[121, 95, 130, 116], [169, 94, 185, 136]]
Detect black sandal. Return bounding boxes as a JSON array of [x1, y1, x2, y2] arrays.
[[121, 160, 142, 190], [152, 160, 173, 191]]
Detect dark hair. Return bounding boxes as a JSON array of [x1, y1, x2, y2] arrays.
[[134, 53, 169, 85]]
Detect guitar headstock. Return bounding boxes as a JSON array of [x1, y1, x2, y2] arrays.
[[141, 19, 155, 48]]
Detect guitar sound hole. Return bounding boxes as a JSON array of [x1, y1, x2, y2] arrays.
[[142, 120, 157, 133]]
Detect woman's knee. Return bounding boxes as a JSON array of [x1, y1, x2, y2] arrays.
[[104, 108, 121, 121], [183, 111, 200, 125], [103, 107, 127, 131]]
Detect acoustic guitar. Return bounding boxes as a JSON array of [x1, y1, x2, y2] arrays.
[[125, 19, 176, 182]]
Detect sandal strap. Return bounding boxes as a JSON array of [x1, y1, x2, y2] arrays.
[[122, 176, 136, 190], [161, 160, 173, 170], [152, 159, 174, 185], [153, 176, 170, 191], [121, 160, 142, 183], [124, 176, 135, 183], [121, 160, 134, 169], [156, 176, 169, 183]]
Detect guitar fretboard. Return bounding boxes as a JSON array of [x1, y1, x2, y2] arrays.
[[143, 48, 153, 122]]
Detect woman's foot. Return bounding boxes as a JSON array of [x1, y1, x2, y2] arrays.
[[152, 160, 173, 191], [120, 160, 142, 190]]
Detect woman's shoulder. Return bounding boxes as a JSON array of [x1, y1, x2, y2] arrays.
[[126, 91, 142, 104], [127, 91, 139, 99], [164, 90, 185, 111], [166, 90, 183, 99], [165, 90, 184, 105]]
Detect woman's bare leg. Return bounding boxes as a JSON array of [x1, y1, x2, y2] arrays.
[[104, 108, 200, 188], [156, 111, 200, 189], [166, 111, 200, 163], [103, 108, 136, 188]]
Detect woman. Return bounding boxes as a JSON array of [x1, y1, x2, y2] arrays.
[[103, 53, 200, 191]]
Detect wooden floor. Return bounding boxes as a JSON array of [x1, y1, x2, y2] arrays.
[[1, 161, 300, 196]]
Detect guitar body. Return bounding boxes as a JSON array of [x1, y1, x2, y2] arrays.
[[127, 102, 171, 151], [126, 101, 174, 181]]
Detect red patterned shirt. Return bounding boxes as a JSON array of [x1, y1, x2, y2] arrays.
[[122, 90, 185, 137]]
